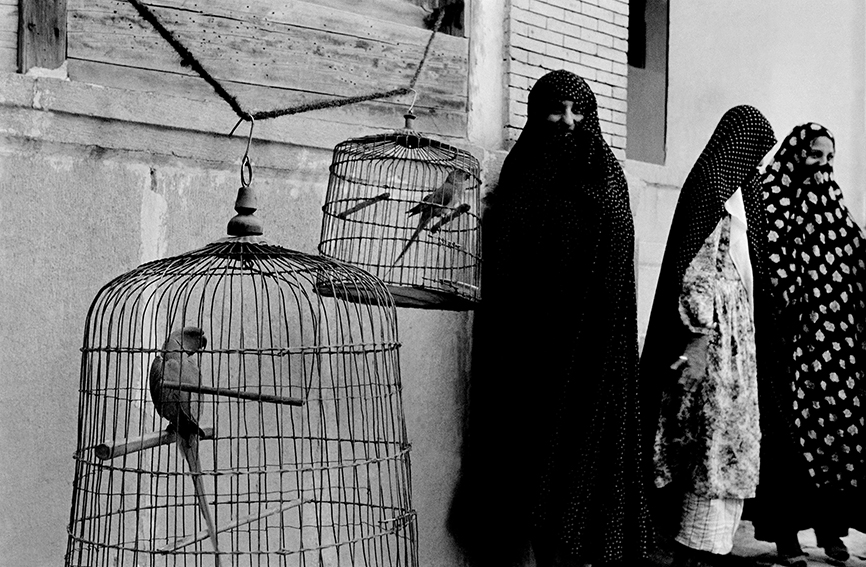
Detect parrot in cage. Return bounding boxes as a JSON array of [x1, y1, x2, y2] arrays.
[[149, 326, 222, 566], [392, 169, 471, 266]]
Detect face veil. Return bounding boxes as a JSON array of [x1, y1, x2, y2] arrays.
[[501, 69, 609, 191]]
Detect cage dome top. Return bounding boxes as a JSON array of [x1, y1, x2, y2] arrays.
[[331, 113, 478, 170], [87, 234, 398, 329]]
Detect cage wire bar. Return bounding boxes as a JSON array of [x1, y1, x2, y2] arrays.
[[66, 233, 418, 567], [318, 115, 482, 310]]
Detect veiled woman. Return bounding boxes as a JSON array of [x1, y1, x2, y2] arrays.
[[640, 105, 777, 565], [751, 123, 866, 565], [451, 70, 653, 567]]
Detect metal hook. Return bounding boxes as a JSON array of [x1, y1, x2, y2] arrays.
[[229, 114, 255, 187], [243, 114, 255, 159], [407, 88, 418, 115], [240, 155, 253, 188]]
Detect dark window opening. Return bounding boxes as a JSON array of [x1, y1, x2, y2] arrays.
[[628, 0, 646, 69], [626, 0, 669, 165]]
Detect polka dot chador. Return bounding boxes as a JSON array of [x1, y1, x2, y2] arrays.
[[658, 106, 777, 293], [475, 69, 653, 565], [761, 123, 866, 490]]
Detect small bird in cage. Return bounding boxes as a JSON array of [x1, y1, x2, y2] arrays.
[[149, 326, 222, 566], [392, 168, 471, 265]]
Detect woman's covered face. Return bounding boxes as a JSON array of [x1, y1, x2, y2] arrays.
[[804, 135, 835, 167], [545, 99, 584, 132]]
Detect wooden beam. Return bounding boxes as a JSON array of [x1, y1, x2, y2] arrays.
[[66, 0, 469, 138], [18, 0, 66, 72], [68, 0, 467, 106]]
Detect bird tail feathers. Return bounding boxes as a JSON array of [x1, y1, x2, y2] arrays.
[[392, 223, 426, 266], [179, 435, 223, 566]]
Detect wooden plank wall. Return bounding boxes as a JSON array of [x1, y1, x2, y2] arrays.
[[0, 0, 16, 72], [67, 0, 469, 138]]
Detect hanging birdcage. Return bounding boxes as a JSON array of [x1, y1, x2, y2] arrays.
[[318, 114, 482, 310], [65, 152, 417, 567]]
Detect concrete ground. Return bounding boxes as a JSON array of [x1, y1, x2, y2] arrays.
[[733, 522, 866, 566]]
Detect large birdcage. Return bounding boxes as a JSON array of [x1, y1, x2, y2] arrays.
[[318, 114, 482, 310], [66, 172, 417, 567]]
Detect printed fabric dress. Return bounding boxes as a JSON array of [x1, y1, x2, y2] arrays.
[[638, 107, 778, 516], [654, 210, 761, 500]]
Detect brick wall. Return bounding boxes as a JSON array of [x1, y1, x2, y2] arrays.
[[506, 0, 629, 159]]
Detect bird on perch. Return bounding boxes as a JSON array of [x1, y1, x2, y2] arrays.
[[149, 326, 222, 566], [392, 169, 471, 266]]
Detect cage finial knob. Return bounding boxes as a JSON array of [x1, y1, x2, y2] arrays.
[[403, 112, 416, 130], [227, 155, 264, 236]]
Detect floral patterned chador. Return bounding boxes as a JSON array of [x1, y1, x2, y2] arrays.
[[751, 122, 866, 542], [763, 123, 866, 492]]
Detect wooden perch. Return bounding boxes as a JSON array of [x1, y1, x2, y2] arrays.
[[158, 499, 309, 552], [430, 203, 471, 232], [336, 192, 390, 219], [161, 381, 304, 406], [94, 428, 215, 461], [429, 278, 479, 293]]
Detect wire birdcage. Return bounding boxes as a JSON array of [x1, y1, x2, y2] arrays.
[[318, 114, 482, 310], [65, 160, 417, 567]]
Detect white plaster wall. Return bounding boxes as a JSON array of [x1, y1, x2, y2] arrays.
[[468, 0, 507, 150], [629, 0, 866, 343]]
